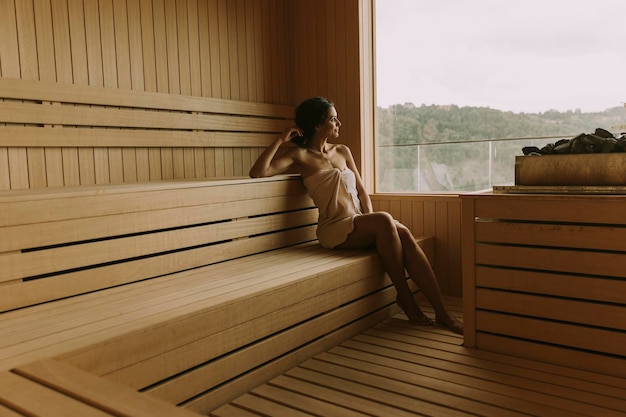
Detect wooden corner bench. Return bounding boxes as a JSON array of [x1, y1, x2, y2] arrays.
[[0, 175, 434, 416], [0, 77, 435, 415]]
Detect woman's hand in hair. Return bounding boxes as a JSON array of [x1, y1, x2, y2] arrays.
[[279, 126, 304, 143]]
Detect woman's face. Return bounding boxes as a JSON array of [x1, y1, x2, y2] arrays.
[[316, 106, 341, 139]]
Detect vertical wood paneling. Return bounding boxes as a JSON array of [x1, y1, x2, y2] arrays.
[[45, 148, 64, 187], [25, 148, 46, 188], [276, 0, 288, 103], [152, 0, 168, 92], [207, 0, 221, 97], [0, 0, 365, 190], [0, 0, 19, 77], [78, 148, 96, 184], [68, 0, 89, 85], [136, 148, 150, 181], [108, 148, 124, 183], [99, 0, 118, 88], [15, 1, 39, 80], [187, 0, 202, 96], [204, 148, 216, 177], [244, 0, 256, 102], [84, 0, 104, 85], [325, 1, 338, 106], [194, 147, 206, 177], [52, 0, 73, 83], [8, 148, 30, 189], [235, 0, 248, 101], [161, 148, 173, 179], [197, 0, 212, 96], [314, 1, 328, 95], [54, 0, 81, 187], [122, 148, 138, 182], [62, 148, 81, 186], [127, 0, 145, 90], [260, 1, 272, 102], [176, 0, 192, 96], [139, 0, 156, 91], [447, 201, 462, 296], [0, 148, 10, 190], [172, 147, 185, 178], [34, 1, 56, 81], [148, 148, 162, 180], [113, 0, 132, 89], [164, 0, 180, 94], [2, 0, 297, 103]]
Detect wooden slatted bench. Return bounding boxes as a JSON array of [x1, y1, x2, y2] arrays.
[[0, 76, 437, 416], [0, 175, 435, 416], [461, 192, 626, 380]]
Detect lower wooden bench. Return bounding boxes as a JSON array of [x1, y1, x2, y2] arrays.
[[0, 175, 434, 416]]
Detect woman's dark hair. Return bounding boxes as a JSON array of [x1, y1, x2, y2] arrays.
[[292, 96, 334, 148]]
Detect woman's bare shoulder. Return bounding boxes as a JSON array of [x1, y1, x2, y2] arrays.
[[332, 143, 352, 154], [333, 144, 356, 161]]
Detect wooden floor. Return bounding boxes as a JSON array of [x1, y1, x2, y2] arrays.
[[209, 297, 626, 417]]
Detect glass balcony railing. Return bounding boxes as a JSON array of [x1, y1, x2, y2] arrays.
[[376, 136, 564, 193]]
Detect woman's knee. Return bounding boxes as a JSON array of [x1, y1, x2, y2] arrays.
[[395, 222, 415, 242], [372, 212, 397, 232], [354, 212, 397, 237]]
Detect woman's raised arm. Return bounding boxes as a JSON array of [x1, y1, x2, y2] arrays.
[[249, 126, 302, 178]]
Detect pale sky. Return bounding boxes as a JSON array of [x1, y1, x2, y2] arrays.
[[375, 0, 626, 113]]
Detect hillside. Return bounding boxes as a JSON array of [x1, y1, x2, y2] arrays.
[[377, 104, 626, 146], [376, 104, 626, 192]]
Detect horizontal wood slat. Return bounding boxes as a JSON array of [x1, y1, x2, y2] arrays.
[[0, 371, 113, 417], [475, 220, 626, 251], [476, 288, 626, 331], [1, 210, 318, 282], [0, 102, 290, 132], [475, 243, 626, 277], [0, 126, 277, 147], [14, 359, 201, 417], [1, 193, 313, 253], [476, 332, 626, 385], [0, 78, 293, 117], [463, 193, 626, 379], [474, 195, 626, 224], [0, 176, 307, 227], [214, 298, 626, 417], [475, 266, 626, 304], [477, 310, 626, 358]]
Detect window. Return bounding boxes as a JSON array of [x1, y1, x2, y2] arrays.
[[375, 0, 626, 192]]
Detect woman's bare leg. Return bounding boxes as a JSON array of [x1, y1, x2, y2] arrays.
[[395, 223, 463, 334], [337, 212, 433, 325]]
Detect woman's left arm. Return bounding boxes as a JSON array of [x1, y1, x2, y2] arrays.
[[340, 145, 373, 214]]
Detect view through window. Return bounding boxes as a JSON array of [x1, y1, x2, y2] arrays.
[[375, 0, 626, 192]]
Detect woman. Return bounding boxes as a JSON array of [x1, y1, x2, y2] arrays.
[[250, 97, 463, 334]]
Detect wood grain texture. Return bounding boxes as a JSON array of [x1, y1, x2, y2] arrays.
[[462, 193, 626, 378]]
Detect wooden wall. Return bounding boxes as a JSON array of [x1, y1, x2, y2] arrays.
[[0, 0, 292, 101], [0, 0, 462, 295], [290, 0, 371, 181], [0, 0, 370, 190]]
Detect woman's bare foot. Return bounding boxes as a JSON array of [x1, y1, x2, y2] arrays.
[[396, 295, 435, 326], [436, 315, 464, 335]]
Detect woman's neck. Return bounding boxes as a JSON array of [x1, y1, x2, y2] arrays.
[[309, 137, 329, 154]]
